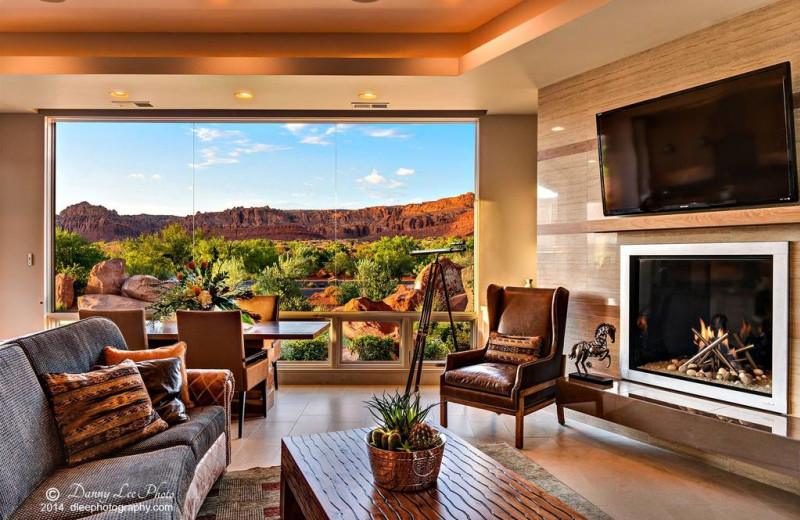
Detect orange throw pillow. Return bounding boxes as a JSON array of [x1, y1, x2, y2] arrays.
[[104, 342, 193, 408]]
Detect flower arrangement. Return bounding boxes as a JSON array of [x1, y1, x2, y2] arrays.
[[149, 249, 258, 324]]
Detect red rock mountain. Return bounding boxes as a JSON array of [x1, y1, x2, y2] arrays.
[[57, 193, 474, 243]]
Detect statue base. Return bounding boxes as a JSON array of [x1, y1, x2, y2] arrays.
[[569, 372, 614, 387]]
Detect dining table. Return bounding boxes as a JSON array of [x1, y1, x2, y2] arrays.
[[146, 319, 330, 360]]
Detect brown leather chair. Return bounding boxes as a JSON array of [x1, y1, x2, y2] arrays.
[[78, 308, 148, 350], [440, 285, 569, 449], [177, 310, 269, 438], [235, 295, 281, 390]]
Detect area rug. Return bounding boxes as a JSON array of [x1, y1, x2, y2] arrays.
[[197, 443, 610, 520]]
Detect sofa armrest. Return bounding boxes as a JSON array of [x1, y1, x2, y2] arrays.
[[444, 348, 487, 371], [512, 354, 564, 396], [187, 369, 234, 465]]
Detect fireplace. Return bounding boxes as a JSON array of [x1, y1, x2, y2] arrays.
[[620, 242, 788, 413]]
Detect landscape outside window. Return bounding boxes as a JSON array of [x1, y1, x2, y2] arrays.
[[54, 121, 476, 362]]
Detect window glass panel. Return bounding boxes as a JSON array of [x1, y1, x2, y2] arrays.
[[413, 320, 474, 361], [281, 330, 330, 362], [342, 320, 401, 363]]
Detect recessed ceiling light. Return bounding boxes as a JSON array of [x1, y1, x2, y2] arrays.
[[235, 91, 254, 100], [109, 90, 129, 99], [352, 0, 379, 3], [588, 159, 597, 164], [551, 126, 565, 132], [359, 92, 378, 100], [40, 0, 66, 3]]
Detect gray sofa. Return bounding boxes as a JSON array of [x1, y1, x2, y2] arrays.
[[0, 318, 234, 520]]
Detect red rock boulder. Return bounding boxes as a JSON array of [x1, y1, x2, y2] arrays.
[[382, 285, 424, 312], [85, 258, 127, 295], [55, 273, 75, 310], [121, 274, 163, 302]]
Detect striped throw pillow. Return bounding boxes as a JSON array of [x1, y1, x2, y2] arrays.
[[485, 332, 543, 365], [42, 359, 168, 466]]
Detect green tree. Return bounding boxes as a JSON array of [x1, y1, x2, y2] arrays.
[[358, 236, 418, 279], [120, 223, 193, 279], [54, 228, 108, 295], [355, 258, 396, 301], [325, 251, 356, 277], [253, 259, 312, 311], [231, 239, 279, 274], [335, 281, 360, 305]]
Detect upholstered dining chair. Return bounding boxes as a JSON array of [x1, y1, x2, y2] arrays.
[[440, 285, 569, 449], [235, 295, 281, 390], [177, 310, 269, 438], [78, 308, 148, 350]]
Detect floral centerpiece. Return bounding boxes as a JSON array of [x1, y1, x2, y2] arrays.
[[149, 249, 259, 324], [364, 391, 446, 492]]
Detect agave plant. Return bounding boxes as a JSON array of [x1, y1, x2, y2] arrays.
[[365, 391, 441, 452]]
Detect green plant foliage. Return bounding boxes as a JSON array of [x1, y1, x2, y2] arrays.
[[120, 223, 193, 279], [325, 251, 356, 277], [414, 321, 473, 359], [54, 228, 108, 296], [348, 334, 397, 361], [282, 333, 329, 361], [230, 239, 279, 274], [355, 258, 396, 301], [253, 255, 313, 311], [365, 391, 440, 452], [357, 235, 417, 279], [335, 281, 361, 306]]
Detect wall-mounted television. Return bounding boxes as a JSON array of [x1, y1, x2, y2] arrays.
[[597, 62, 797, 216]]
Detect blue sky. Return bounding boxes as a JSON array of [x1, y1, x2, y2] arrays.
[[55, 122, 476, 215]]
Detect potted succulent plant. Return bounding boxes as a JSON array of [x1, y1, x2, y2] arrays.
[[364, 391, 446, 492]]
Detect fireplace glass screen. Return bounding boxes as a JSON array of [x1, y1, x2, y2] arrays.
[[629, 255, 772, 396]]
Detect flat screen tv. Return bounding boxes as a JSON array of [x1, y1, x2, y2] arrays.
[[597, 63, 797, 216]]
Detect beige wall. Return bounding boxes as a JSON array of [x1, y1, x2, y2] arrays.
[[0, 114, 46, 340], [536, 0, 800, 415], [476, 115, 538, 345]]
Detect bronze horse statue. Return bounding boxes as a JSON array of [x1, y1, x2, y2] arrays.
[[569, 323, 616, 376]]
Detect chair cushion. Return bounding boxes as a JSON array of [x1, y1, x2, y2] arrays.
[[443, 362, 518, 396], [485, 332, 542, 365], [42, 360, 168, 467], [116, 405, 226, 461], [10, 445, 195, 520], [0, 345, 64, 520], [104, 342, 192, 408]]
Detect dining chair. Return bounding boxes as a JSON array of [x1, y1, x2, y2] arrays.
[[235, 295, 281, 390], [78, 308, 149, 350], [177, 310, 269, 438]]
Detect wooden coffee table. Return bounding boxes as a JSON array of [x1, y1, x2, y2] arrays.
[[281, 428, 589, 520]]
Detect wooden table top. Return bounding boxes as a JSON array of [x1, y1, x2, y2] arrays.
[[146, 320, 330, 341], [280, 427, 589, 520]]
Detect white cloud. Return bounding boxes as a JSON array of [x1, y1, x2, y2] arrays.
[[387, 180, 405, 189], [358, 169, 387, 185], [301, 135, 331, 146], [190, 127, 244, 142], [364, 128, 411, 139], [129, 173, 145, 179], [151, 174, 162, 180], [284, 123, 308, 135], [229, 143, 292, 157], [190, 147, 239, 169], [188, 186, 193, 191], [395, 167, 415, 176]]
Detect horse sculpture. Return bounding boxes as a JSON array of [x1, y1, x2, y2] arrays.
[[568, 323, 616, 376]]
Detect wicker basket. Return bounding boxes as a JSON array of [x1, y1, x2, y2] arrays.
[[365, 433, 446, 492]]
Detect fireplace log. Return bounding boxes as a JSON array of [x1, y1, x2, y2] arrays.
[[711, 348, 736, 372], [679, 333, 729, 371]]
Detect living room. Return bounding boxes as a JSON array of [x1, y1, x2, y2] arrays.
[[0, 1, 798, 519]]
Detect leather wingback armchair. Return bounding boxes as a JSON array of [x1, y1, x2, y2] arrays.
[[440, 285, 569, 448]]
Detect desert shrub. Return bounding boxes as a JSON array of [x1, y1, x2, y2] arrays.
[[325, 251, 356, 277], [415, 321, 473, 359], [355, 259, 396, 301], [282, 333, 329, 361], [55, 228, 108, 296], [335, 281, 361, 306], [348, 334, 396, 361], [120, 223, 192, 278], [357, 235, 417, 278], [253, 261, 312, 311], [231, 239, 279, 274]]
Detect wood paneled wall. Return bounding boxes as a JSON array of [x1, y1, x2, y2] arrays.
[[536, 0, 800, 415]]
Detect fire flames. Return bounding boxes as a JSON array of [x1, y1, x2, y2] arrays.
[[694, 318, 728, 350]]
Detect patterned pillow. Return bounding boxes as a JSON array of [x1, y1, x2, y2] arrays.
[[42, 359, 168, 466], [104, 342, 193, 408], [484, 332, 543, 365]]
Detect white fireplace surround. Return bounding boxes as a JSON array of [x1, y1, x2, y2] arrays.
[[619, 242, 789, 414]]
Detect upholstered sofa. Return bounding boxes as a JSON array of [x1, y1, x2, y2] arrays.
[[0, 318, 234, 520]]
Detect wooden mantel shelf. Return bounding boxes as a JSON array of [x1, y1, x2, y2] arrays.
[[538, 205, 800, 235]]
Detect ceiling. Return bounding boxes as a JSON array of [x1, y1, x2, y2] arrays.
[[0, 0, 526, 34], [0, 0, 781, 113]]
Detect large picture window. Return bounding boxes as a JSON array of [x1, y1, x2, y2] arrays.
[[52, 120, 476, 362]]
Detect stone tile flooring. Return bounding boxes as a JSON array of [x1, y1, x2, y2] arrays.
[[230, 385, 800, 520]]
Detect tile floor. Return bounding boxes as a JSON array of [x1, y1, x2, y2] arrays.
[[229, 385, 800, 520]]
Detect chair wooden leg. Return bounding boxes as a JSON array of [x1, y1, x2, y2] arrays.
[[260, 380, 268, 418], [440, 399, 448, 427], [273, 361, 279, 391], [557, 403, 565, 425], [238, 391, 246, 439], [515, 407, 525, 449]]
